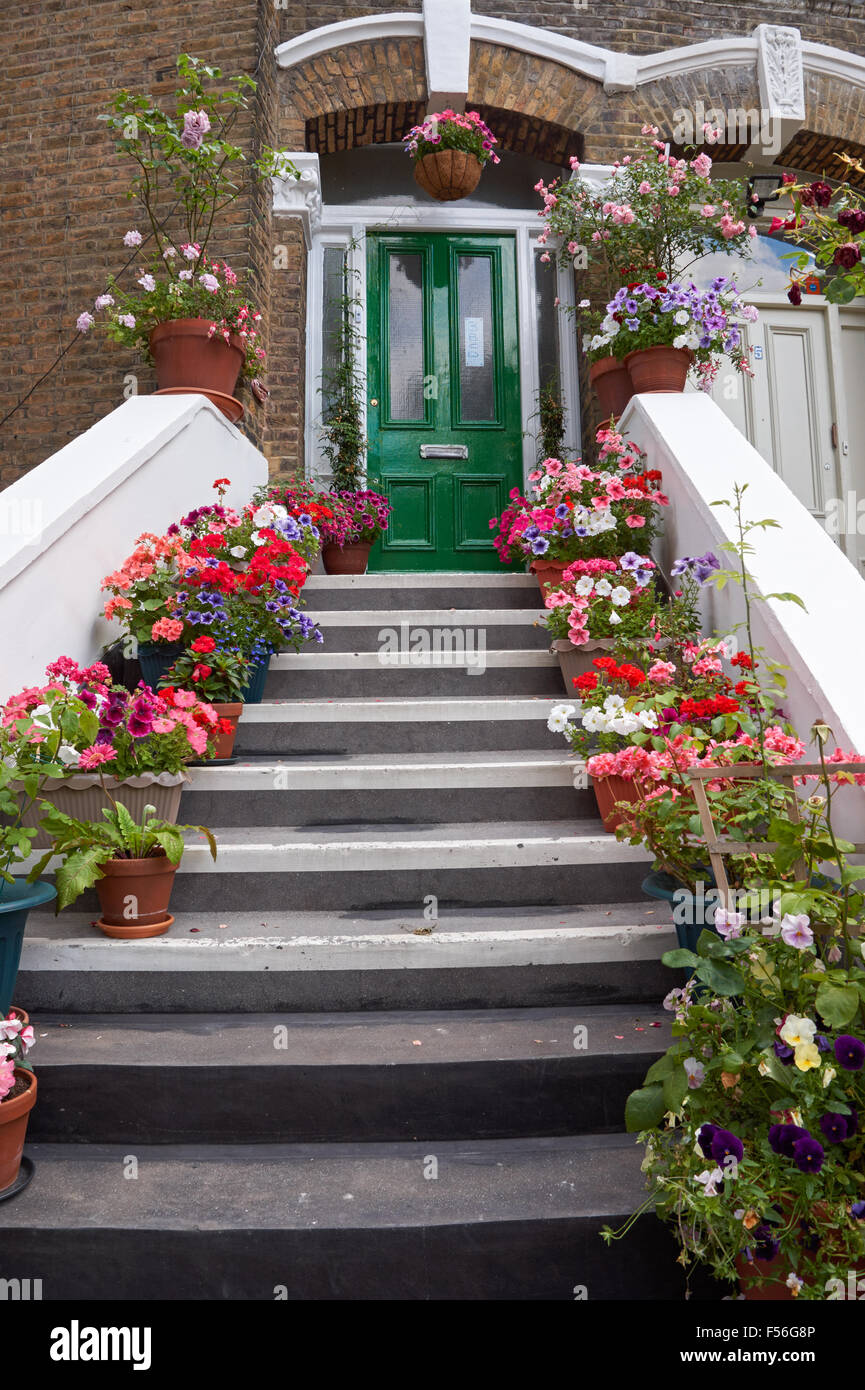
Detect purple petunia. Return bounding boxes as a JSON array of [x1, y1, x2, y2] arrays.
[[835, 1035, 865, 1071]]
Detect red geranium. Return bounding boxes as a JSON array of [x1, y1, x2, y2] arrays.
[[191, 636, 216, 654]]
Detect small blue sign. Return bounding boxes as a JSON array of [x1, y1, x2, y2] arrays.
[[753, 345, 764, 360]]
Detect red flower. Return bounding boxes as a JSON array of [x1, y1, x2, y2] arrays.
[[191, 636, 217, 654], [191, 664, 212, 682], [574, 672, 598, 691], [217, 717, 235, 734], [730, 651, 754, 670], [213, 477, 231, 488]]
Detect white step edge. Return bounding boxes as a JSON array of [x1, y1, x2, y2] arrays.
[[241, 697, 576, 723], [187, 753, 586, 791], [269, 649, 557, 670], [304, 573, 536, 588], [308, 609, 546, 625], [20, 921, 676, 973], [22, 829, 649, 876]]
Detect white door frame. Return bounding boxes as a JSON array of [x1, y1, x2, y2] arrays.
[[305, 203, 580, 488]]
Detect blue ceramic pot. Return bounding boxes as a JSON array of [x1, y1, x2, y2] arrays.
[[0, 879, 57, 1014], [642, 870, 720, 953], [239, 648, 272, 704], [137, 641, 184, 689]]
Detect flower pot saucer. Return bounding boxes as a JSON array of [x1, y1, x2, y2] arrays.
[[189, 756, 238, 767], [153, 387, 244, 424], [0, 1154, 34, 1203], [94, 914, 174, 940]]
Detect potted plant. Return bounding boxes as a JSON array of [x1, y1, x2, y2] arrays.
[[0, 761, 58, 1015], [161, 637, 249, 759], [34, 799, 217, 939], [489, 430, 668, 591], [782, 169, 865, 306], [536, 127, 755, 413], [4, 657, 222, 845], [403, 109, 500, 202], [592, 277, 758, 394], [0, 1010, 38, 1194], [603, 745, 865, 1298], [317, 491, 393, 575], [543, 553, 659, 687], [75, 54, 294, 418]]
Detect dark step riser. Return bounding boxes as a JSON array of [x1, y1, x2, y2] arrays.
[[235, 721, 565, 755], [0, 1217, 692, 1300], [28, 1056, 659, 1144], [179, 786, 591, 826], [17, 961, 673, 1014], [262, 668, 565, 698], [67, 862, 647, 914], [307, 586, 539, 612], [315, 624, 548, 653]]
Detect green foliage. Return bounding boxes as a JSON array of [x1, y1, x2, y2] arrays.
[[319, 244, 367, 492]]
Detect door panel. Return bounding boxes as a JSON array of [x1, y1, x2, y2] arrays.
[[367, 232, 523, 571]]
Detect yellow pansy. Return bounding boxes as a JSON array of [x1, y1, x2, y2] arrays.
[[794, 1042, 821, 1071]]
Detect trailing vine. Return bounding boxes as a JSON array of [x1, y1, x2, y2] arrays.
[[532, 371, 567, 462], [319, 241, 367, 492]]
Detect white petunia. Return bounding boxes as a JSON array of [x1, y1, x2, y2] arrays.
[[574, 576, 594, 596], [610, 586, 631, 606], [608, 610, 623, 625], [594, 578, 613, 597]]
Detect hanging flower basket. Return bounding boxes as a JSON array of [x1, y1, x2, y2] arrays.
[[413, 150, 483, 202], [404, 110, 500, 204]]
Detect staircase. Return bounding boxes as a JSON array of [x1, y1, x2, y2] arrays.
[[8, 572, 691, 1301]]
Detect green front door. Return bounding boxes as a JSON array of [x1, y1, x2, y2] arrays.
[[366, 232, 523, 571]]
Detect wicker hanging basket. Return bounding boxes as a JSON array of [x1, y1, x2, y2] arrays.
[[413, 150, 483, 202]]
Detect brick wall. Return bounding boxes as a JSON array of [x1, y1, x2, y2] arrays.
[[7, 0, 865, 483]]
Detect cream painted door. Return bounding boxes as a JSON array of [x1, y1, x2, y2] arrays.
[[837, 308, 865, 579]]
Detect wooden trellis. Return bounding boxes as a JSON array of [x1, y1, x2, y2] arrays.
[[684, 761, 865, 907]]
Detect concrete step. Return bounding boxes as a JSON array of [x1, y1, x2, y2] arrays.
[[180, 751, 589, 825], [262, 649, 566, 698], [308, 609, 549, 653], [1, 1134, 687, 1299], [27, 1004, 669, 1143], [234, 697, 568, 754], [304, 571, 540, 611], [30, 820, 651, 913], [18, 903, 675, 1013]]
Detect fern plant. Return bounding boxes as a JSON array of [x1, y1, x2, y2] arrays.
[[28, 800, 217, 911]]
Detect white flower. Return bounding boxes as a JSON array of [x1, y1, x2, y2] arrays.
[[594, 578, 613, 597], [178, 269, 193, 281], [578, 298, 591, 309], [822, 1065, 836, 1088], [581, 708, 609, 733], [608, 610, 622, 626], [609, 713, 639, 735], [57, 745, 79, 766], [637, 708, 658, 730], [779, 1014, 816, 1048], [123, 229, 143, 247], [138, 273, 156, 292], [603, 694, 624, 713], [547, 704, 576, 734], [785, 1273, 804, 1295], [684, 1057, 705, 1088], [610, 586, 631, 607], [694, 1167, 724, 1197], [252, 506, 274, 527], [229, 546, 247, 559], [251, 530, 270, 547], [674, 309, 690, 325], [574, 576, 594, 597]]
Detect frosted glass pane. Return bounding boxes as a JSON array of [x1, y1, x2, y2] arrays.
[[388, 252, 425, 420], [458, 255, 494, 420]]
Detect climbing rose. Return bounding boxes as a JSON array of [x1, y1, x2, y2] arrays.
[[181, 109, 211, 149]]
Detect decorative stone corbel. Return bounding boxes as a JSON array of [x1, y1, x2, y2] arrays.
[[271, 152, 322, 249], [423, 0, 471, 113], [752, 25, 805, 164]]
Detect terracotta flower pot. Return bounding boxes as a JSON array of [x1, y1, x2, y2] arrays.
[[589, 355, 634, 421], [322, 541, 372, 575], [591, 774, 640, 833], [531, 559, 569, 598], [149, 318, 245, 422], [413, 150, 482, 202], [94, 854, 178, 938], [211, 702, 243, 759], [0, 1068, 37, 1193], [625, 345, 693, 393]]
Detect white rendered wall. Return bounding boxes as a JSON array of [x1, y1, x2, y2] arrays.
[[621, 392, 865, 833], [0, 397, 268, 697]]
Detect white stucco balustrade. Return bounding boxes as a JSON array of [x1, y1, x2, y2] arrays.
[[0, 396, 268, 697], [622, 391, 865, 837]]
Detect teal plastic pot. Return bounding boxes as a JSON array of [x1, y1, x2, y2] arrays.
[[642, 871, 720, 953], [0, 879, 57, 1014], [239, 648, 272, 704], [137, 641, 184, 689]]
